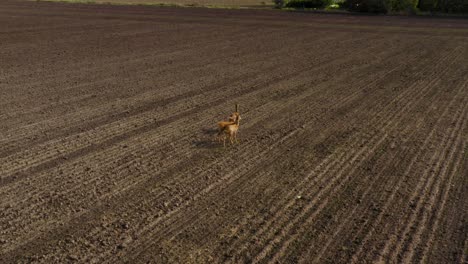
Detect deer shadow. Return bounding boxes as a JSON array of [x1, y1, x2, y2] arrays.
[[193, 128, 221, 149]]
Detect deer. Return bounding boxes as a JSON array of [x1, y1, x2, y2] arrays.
[[217, 112, 239, 133], [219, 113, 241, 147], [216, 104, 241, 147]]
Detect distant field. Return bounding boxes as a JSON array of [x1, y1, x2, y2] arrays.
[[39, 0, 273, 7]]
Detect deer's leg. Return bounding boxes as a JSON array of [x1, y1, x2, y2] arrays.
[[217, 128, 224, 143]]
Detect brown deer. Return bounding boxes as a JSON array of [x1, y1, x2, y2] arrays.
[[217, 112, 239, 132], [216, 104, 241, 147], [219, 113, 241, 147]]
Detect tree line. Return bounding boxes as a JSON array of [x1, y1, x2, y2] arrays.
[[345, 0, 468, 13], [274, 0, 468, 14]]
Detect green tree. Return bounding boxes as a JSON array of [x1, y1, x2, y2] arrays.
[[344, 0, 388, 13], [386, 0, 418, 13], [417, 0, 437, 11]]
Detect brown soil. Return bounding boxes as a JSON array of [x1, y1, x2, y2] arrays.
[[1, 1, 467, 263], [49, 0, 273, 8]]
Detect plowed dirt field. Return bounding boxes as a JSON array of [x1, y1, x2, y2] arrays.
[[1, 1, 467, 263]]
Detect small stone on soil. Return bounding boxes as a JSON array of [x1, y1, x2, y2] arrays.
[[118, 236, 133, 249]]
